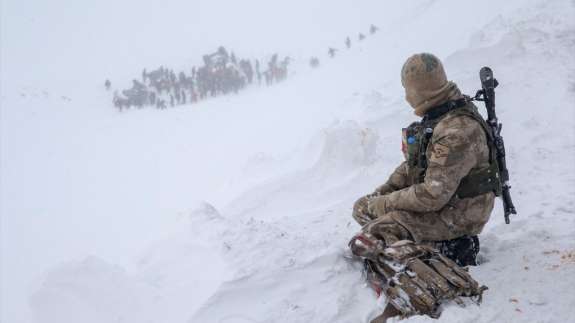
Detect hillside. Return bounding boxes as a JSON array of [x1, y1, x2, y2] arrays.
[[1, 0, 574, 322]]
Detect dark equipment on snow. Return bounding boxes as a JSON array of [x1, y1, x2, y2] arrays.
[[472, 67, 517, 224]]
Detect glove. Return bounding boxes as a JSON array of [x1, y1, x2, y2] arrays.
[[352, 195, 375, 225], [367, 195, 391, 216]]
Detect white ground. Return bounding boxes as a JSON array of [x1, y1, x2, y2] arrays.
[[1, 0, 574, 322]]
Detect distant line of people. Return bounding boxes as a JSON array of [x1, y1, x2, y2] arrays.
[[309, 24, 379, 68], [107, 46, 290, 111], [106, 23, 380, 110]]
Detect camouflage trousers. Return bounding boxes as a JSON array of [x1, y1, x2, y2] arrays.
[[352, 195, 473, 243], [351, 196, 413, 250]]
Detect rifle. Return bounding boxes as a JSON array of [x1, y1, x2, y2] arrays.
[[473, 67, 517, 224]]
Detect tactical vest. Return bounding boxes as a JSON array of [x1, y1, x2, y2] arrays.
[[402, 97, 502, 199]]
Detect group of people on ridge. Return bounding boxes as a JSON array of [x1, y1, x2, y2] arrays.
[[106, 24, 381, 109], [107, 46, 290, 111]]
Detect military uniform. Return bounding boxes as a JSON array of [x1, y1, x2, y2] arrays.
[[350, 53, 496, 322], [351, 53, 497, 245], [354, 101, 496, 243]]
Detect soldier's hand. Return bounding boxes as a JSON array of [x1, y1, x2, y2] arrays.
[[353, 196, 375, 226], [367, 196, 390, 217]]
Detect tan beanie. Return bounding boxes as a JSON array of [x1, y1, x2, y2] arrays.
[[401, 53, 461, 116]]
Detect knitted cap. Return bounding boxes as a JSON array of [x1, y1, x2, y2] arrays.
[[401, 53, 460, 116]]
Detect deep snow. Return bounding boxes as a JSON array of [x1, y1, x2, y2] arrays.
[[1, 0, 574, 322]]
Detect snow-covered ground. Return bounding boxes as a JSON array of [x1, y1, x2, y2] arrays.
[[1, 0, 574, 322]]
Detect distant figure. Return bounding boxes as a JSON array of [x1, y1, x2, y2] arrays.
[[370, 24, 379, 34], [328, 47, 337, 58], [179, 71, 186, 84], [174, 88, 181, 104], [345, 37, 351, 49], [255, 60, 262, 85], [104, 79, 111, 90], [309, 57, 320, 68], [358, 33, 366, 41], [217, 46, 228, 58], [240, 59, 254, 84], [156, 99, 167, 110], [264, 70, 272, 86], [190, 88, 198, 103]]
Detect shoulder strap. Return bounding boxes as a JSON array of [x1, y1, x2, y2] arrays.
[[448, 103, 497, 163], [422, 97, 469, 122]]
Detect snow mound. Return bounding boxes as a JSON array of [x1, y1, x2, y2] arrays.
[[29, 257, 152, 323], [29, 208, 231, 323], [221, 120, 379, 222], [312, 120, 379, 174]]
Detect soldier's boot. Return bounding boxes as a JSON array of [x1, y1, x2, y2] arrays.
[[437, 235, 480, 267]]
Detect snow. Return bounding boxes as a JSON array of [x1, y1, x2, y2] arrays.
[[1, 0, 575, 322]]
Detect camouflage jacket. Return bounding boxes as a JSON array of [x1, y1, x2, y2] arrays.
[[370, 103, 495, 241]]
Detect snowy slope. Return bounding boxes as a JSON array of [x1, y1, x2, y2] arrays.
[[189, 2, 575, 322], [1, 0, 574, 322]]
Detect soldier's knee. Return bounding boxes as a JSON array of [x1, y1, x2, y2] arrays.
[[364, 217, 412, 245], [348, 232, 382, 258], [353, 196, 368, 210]]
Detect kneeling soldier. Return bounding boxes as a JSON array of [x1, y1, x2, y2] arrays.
[[350, 53, 499, 322]]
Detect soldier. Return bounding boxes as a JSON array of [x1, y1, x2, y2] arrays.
[[104, 79, 111, 91], [358, 33, 366, 41], [263, 70, 272, 86], [174, 86, 181, 104], [179, 71, 187, 84], [170, 70, 176, 84], [328, 47, 337, 58], [240, 59, 254, 84], [349, 53, 496, 322], [369, 24, 379, 34], [345, 37, 351, 49]]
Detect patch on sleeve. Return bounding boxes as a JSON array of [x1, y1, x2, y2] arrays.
[[430, 142, 450, 165]]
